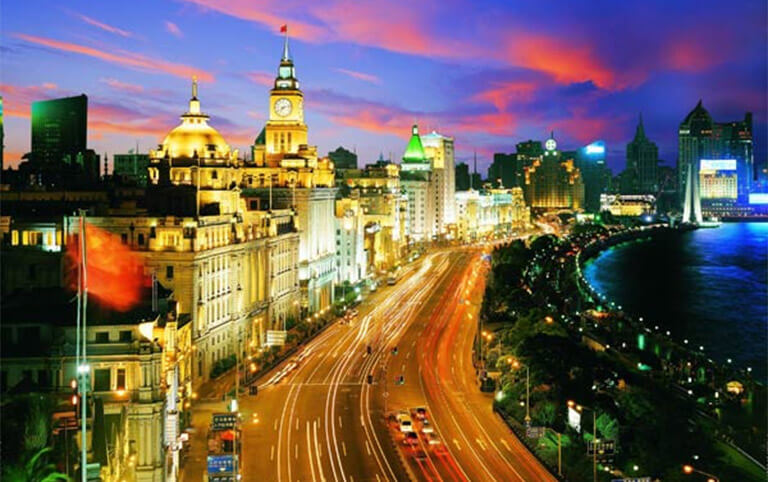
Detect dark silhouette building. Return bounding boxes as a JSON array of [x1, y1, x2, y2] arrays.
[[455, 161, 470, 191], [626, 114, 658, 194]]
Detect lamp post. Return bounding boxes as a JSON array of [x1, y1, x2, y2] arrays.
[[510, 359, 531, 426], [683, 464, 719, 482], [542, 427, 562, 477], [568, 400, 597, 482]]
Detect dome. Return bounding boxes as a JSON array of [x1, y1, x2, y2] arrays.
[[158, 78, 233, 160], [162, 120, 231, 159]]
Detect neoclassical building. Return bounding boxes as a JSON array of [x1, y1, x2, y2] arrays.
[[243, 35, 337, 315]]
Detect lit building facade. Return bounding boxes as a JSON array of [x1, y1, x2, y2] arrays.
[[400, 125, 435, 242], [454, 187, 530, 242], [576, 140, 609, 213], [334, 197, 367, 285], [600, 194, 656, 216], [422, 130, 456, 236], [113, 152, 150, 186], [246, 34, 336, 315], [524, 134, 584, 211]]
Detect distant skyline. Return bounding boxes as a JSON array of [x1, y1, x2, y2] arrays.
[[1, 0, 766, 174]]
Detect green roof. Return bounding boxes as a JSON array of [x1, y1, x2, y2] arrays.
[[254, 126, 266, 145], [402, 124, 426, 163]]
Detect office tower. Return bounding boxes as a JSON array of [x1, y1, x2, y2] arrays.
[[626, 115, 658, 194], [576, 140, 608, 212], [455, 162, 470, 191], [524, 133, 584, 210], [422, 130, 456, 234]]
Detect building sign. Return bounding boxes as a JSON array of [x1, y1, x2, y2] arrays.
[[587, 440, 616, 458], [749, 193, 768, 205], [700, 159, 736, 171], [567, 406, 581, 433], [526, 426, 545, 439], [612, 478, 651, 482], [585, 143, 605, 155]]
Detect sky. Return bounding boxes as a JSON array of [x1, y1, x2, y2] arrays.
[[1, 0, 766, 175]]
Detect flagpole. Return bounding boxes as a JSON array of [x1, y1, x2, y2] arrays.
[[79, 212, 89, 482]]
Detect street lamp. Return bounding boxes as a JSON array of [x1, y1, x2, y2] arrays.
[[568, 400, 598, 482], [509, 358, 531, 425], [682, 465, 719, 482]]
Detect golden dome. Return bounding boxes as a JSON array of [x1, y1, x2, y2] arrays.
[[158, 78, 233, 160]]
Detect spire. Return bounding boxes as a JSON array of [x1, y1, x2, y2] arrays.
[[402, 124, 427, 163], [188, 76, 201, 114], [635, 112, 646, 140]]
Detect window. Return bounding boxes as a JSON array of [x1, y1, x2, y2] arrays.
[[137, 233, 145, 245], [93, 369, 110, 392], [116, 369, 126, 391], [212, 170, 218, 180], [95, 332, 109, 343], [119, 330, 132, 342], [166, 266, 174, 280], [121, 233, 128, 244]]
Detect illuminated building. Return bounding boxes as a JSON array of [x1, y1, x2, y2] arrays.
[[600, 194, 656, 216], [576, 140, 609, 212], [700, 159, 738, 199], [0, 287, 172, 481], [625, 115, 658, 194], [334, 197, 367, 285], [343, 158, 408, 272], [523, 133, 584, 211], [400, 124, 435, 242], [421, 130, 456, 236], [31, 95, 87, 166], [679, 100, 754, 208], [454, 187, 530, 242], [93, 81, 302, 391], [113, 152, 150, 186], [245, 33, 336, 315]]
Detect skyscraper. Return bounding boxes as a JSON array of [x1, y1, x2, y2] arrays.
[[422, 130, 456, 233], [678, 100, 753, 209], [400, 124, 435, 242], [626, 114, 658, 194], [328, 146, 358, 171], [31, 94, 88, 166], [576, 140, 608, 213]]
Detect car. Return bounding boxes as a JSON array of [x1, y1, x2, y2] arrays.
[[420, 419, 434, 434], [403, 431, 419, 446], [396, 412, 413, 433], [426, 433, 441, 445]]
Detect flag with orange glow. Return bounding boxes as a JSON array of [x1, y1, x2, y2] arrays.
[[66, 221, 151, 312]]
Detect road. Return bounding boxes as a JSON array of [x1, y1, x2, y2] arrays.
[[185, 248, 554, 481]]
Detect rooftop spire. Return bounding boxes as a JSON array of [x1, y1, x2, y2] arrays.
[[192, 75, 198, 99], [635, 112, 646, 139]]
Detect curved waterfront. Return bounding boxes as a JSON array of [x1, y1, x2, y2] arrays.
[[584, 222, 768, 381]]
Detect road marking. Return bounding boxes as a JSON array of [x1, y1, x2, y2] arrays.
[[270, 445, 275, 461], [274, 419, 279, 431], [360, 415, 365, 427], [453, 438, 462, 451], [342, 441, 347, 457], [500, 439, 512, 452], [476, 437, 487, 450], [306, 421, 317, 482], [365, 441, 372, 456], [375, 475, 381, 482], [295, 444, 299, 459], [338, 416, 343, 428], [296, 418, 299, 430]]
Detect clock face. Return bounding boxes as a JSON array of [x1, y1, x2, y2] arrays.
[[545, 138, 557, 151], [274, 98, 292, 117]]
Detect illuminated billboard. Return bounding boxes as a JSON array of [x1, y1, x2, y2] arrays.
[[700, 159, 736, 171], [749, 193, 768, 205]]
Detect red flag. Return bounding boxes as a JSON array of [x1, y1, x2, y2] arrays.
[[66, 222, 151, 312], [280, 24, 287, 33]]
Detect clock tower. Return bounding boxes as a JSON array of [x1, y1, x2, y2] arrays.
[[265, 32, 307, 154]]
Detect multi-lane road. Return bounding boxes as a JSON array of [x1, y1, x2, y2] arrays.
[[187, 248, 554, 481]]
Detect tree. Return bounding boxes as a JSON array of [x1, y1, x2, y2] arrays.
[[1, 447, 68, 482]]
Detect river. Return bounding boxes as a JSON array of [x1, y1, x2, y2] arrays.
[[583, 222, 768, 381]]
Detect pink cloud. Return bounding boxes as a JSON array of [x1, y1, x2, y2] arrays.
[[0, 82, 62, 118], [101, 78, 144, 93], [165, 21, 184, 38], [13, 33, 214, 82], [334, 68, 381, 85], [76, 13, 134, 38], [246, 71, 274, 86], [471, 81, 538, 112]]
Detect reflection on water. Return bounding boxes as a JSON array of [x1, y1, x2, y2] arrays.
[[584, 222, 768, 381]]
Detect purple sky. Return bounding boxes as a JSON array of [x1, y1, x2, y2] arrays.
[[2, 0, 766, 175]]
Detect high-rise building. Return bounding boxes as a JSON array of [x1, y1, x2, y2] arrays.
[[524, 133, 584, 211], [400, 124, 435, 242], [31, 94, 88, 166], [113, 152, 150, 186], [455, 162, 470, 191], [334, 197, 367, 285], [329, 146, 358, 173], [487, 153, 518, 188], [422, 130, 456, 235], [678, 100, 754, 209], [626, 115, 658, 194], [576, 140, 608, 212]]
